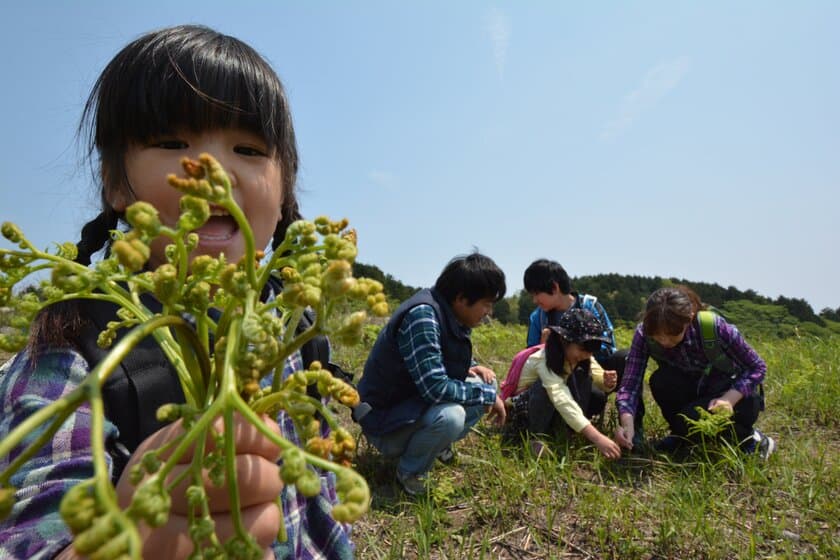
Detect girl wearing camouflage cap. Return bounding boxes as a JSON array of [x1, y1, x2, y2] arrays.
[[503, 308, 622, 459]]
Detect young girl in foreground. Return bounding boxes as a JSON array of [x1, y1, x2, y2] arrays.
[[0, 25, 353, 559], [504, 308, 622, 460], [614, 286, 775, 458]]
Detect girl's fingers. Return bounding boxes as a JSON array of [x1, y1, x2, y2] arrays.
[[138, 503, 282, 559], [213, 502, 284, 548], [213, 413, 283, 460], [168, 453, 285, 514], [135, 412, 283, 464], [118, 413, 284, 508]]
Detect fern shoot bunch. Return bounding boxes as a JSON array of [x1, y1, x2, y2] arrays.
[[0, 154, 386, 559], [683, 402, 735, 439]]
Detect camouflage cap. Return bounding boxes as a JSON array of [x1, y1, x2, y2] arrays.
[[547, 308, 611, 346]]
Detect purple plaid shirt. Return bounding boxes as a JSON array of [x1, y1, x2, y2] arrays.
[[616, 314, 766, 417], [0, 346, 354, 560]]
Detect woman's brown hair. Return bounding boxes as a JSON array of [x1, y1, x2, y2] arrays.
[[642, 285, 706, 336]]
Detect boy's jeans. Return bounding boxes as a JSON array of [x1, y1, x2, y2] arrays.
[[366, 378, 488, 476]]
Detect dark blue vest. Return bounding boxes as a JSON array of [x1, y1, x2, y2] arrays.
[[357, 288, 473, 435]]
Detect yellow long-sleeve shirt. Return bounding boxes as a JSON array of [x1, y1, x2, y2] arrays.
[[512, 348, 606, 433]]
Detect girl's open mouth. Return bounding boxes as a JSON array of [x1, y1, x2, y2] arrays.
[[195, 210, 238, 241]]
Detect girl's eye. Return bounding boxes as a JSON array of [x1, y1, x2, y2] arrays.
[[234, 145, 268, 157]]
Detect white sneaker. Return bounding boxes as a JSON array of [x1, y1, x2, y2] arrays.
[[749, 429, 776, 460], [757, 431, 776, 460]]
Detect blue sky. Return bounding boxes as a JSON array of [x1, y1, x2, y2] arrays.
[[1, 2, 838, 312]]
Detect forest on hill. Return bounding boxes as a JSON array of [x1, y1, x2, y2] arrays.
[[353, 262, 840, 340]]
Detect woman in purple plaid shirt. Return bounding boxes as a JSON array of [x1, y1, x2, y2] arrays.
[[614, 286, 775, 459]]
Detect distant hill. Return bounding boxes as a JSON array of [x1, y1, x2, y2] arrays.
[[572, 273, 825, 324], [352, 262, 419, 303]]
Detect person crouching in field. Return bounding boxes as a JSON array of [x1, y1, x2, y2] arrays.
[[522, 258, 645, 447], [355, 253, 508, 495], [614, 286, 776, 459], [502, 308, 622, 460]]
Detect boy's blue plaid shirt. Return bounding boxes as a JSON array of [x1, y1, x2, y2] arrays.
[[397, 304, 496, 406], [0, 347, 353, 560]]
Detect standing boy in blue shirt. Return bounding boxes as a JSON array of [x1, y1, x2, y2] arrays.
[[356, 253, 507, 495]]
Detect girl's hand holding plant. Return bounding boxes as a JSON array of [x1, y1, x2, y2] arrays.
[[114, 413, 284, 560], [708, 389, 741, 413], [0, 154, 387, 559]]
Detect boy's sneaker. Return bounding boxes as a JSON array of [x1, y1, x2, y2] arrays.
[[436, 445, 456, 465], [746, 429, 776, 460], [396, 469, 427, 496]]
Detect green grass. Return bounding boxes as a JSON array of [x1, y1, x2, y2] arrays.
[[3, 320, 836, 558], [333, 321, 840, 559]]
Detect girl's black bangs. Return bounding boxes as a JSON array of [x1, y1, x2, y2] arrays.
[[108, 36, 285, 150]]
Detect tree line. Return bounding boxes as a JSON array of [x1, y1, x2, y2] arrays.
[[354, 262, 839, 338]]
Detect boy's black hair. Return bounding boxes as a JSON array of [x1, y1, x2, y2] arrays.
[[76, 24, 300, 265], [434, 252, 506, 305], [523, 259, 571, 295]]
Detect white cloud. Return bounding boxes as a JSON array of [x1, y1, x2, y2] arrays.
[[486, 7, 510, 80], [368, 169, 399, 191], [602, 56, 690, 140]]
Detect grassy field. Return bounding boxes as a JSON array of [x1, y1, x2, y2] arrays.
[[2, 322, 836, 559], [333, 322, 840, 560]]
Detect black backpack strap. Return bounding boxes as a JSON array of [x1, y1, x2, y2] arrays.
[[298, 307, 331, 369], [74, 298, 185, 479]]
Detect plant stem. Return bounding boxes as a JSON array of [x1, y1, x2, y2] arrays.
[[233, 399, 351, 476], [225, 202, 258, 288], [88, 373, 143, 558]]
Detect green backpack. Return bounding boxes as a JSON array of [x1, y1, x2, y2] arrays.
[[647, 310, 764, 408], [696, 309, 738, 375]]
